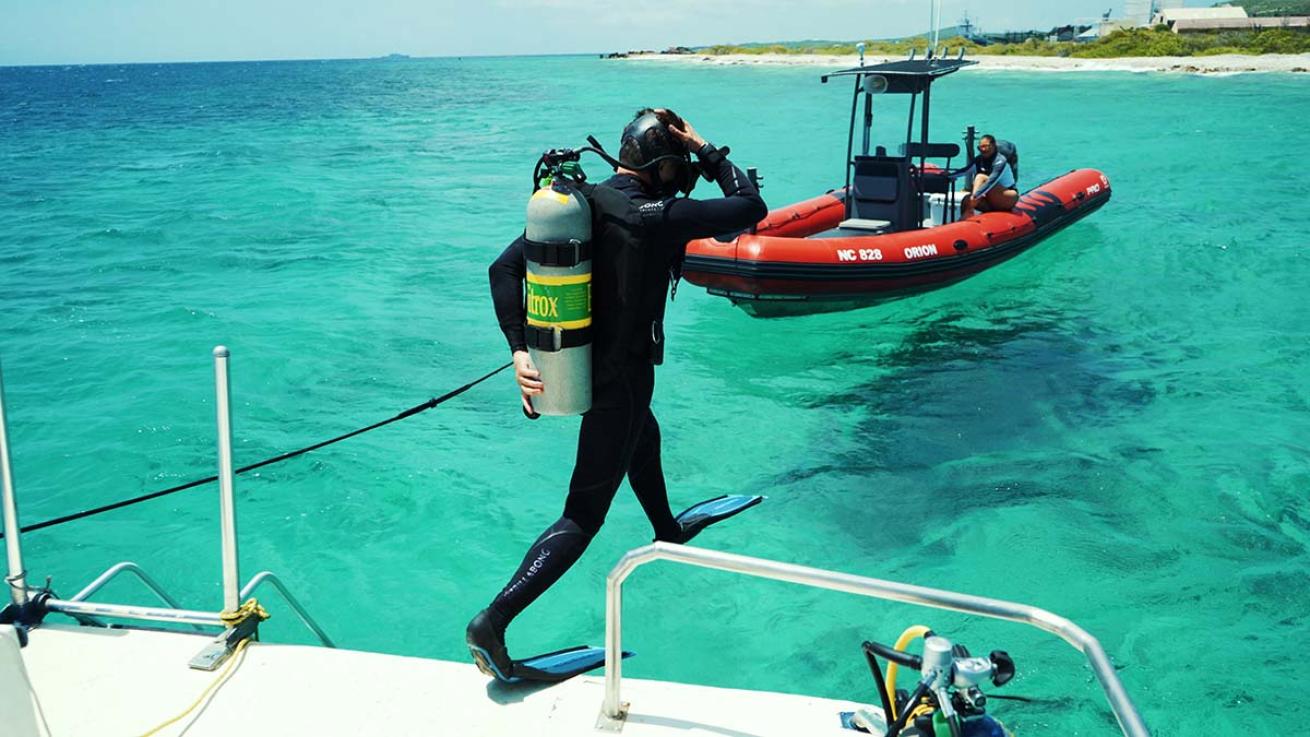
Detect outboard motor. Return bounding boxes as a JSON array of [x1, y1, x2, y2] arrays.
[[522, 154, 592, 416]]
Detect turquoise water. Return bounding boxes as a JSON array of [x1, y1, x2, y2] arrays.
[[2, 56, 1308, 734]]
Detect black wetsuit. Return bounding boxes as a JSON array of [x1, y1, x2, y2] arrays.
[[484, 144, 767, 632]]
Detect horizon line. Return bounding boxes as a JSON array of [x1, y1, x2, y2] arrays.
[[0, 50, 615, 70]]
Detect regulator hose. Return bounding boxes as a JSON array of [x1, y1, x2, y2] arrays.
[[885, 624, 933, 720]]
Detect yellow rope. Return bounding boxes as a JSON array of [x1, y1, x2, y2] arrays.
[[219, 598, 270, 627], [137, 599, 267, 737], [137, 637, 252, 737]]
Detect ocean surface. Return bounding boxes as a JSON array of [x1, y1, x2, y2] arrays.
[[2, 55, 1307, 734]]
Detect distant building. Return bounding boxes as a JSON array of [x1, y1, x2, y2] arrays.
[[1047, 24, 1080, 42], [1083, 18, 1136, 41], [957, 13, 985, 43], [1152, 6, 1248, 26], [1075, 17, 1137, 42], [1170, 16, 1310, 33], [981, 29, 1047, 44], [1123, 0, 1154, 27]]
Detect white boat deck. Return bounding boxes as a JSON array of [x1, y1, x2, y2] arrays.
[[7, 623, 869, 737]]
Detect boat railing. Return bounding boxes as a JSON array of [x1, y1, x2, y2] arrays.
[[1, 349, 334, 664], [597, 542, 1150, 737], [239, 570, 334, 647], [64, 560, 205, 632]]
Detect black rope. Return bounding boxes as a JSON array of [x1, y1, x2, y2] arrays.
[[0, 362, 512, 539]]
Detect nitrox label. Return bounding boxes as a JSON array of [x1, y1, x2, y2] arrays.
[[526, 273, 591, 330]]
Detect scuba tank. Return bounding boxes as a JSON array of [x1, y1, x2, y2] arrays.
[[995, 139, 1019, 183], [523, 157, 592, 416], [515, 134, 709, 416]]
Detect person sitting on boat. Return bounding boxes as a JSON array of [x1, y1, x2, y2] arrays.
[[468, 108, 768, 683], [960, 134, 1019, 217]]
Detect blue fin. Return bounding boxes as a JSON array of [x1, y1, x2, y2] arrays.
[[498, 646, 634, 684], [672, 494, 764, 543]]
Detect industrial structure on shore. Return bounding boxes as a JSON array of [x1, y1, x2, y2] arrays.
[[960, 2, 1309, 44]]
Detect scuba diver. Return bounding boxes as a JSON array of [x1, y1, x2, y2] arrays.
[[468, 108, 769, 683]]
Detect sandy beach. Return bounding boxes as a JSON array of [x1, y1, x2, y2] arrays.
[[621, 52, 1310, 74]]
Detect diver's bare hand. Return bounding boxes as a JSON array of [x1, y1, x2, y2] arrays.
[[513, 350, 542, 414], [665, 114, 706, 150]]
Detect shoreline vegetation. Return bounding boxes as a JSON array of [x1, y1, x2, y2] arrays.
[[613, 27, 1310, 74], [702, 26, 1310, 59]]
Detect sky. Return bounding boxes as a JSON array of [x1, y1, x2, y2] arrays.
[[1, 1, 1209, 66]]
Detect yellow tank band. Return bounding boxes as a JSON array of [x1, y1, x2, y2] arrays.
[[526, 272, 591, 286], [526, 316, 592, 330], [532, 188, 572, 205]]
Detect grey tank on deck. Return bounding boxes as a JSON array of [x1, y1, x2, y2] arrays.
[[524, 182, 592, 416]]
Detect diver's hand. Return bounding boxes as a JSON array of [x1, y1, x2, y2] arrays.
[[665, 115, 706, 151], [513, 350, 543, 414]]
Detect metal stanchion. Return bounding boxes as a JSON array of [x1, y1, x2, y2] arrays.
[[213, 346, 240, 613], [0, 359, 29, 607], [189, 346, 251, 671]]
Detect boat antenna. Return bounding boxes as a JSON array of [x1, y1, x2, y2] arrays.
[[931, 0, 943, 57]]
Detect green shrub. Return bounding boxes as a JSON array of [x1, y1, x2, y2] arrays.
[[697, 25, 1310, 58], [1235, 0, 1310, 16], [975, 37, 1075, 56], [1250, 28, 1310, 53], [1074, 28, 1188, 57]]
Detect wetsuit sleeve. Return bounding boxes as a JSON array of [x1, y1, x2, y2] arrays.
[[973, 154, 1011, 198], [488, 236, 527, 353], [643, 144, 769, 244]]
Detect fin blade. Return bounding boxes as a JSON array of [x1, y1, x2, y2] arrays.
[[675, 494, 763, 528], [508, 646, 634, 683]]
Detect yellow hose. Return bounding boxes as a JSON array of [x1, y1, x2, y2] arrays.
[[884, 624, 932, 721]]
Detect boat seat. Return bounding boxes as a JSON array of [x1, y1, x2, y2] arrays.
[[901, 142, 961, 159], [918, 171, 956, 195], [902, 142, 962, 195], [849, 155, 914, 231], [837, 218, 892, 232]]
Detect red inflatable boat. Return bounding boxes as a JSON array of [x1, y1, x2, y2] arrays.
[[681, 55, 1111, 317]]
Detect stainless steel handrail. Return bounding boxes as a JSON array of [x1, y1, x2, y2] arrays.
[[240, 571, 335, 648], [69, 561, 205, 631], [42, 567, 336, 645], [45, 598, 225, 627], [599, 543, 1149, 737], [72, 561, 186, 607]]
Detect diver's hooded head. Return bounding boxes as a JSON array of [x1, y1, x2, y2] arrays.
[[619, 108, 696, 197]]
